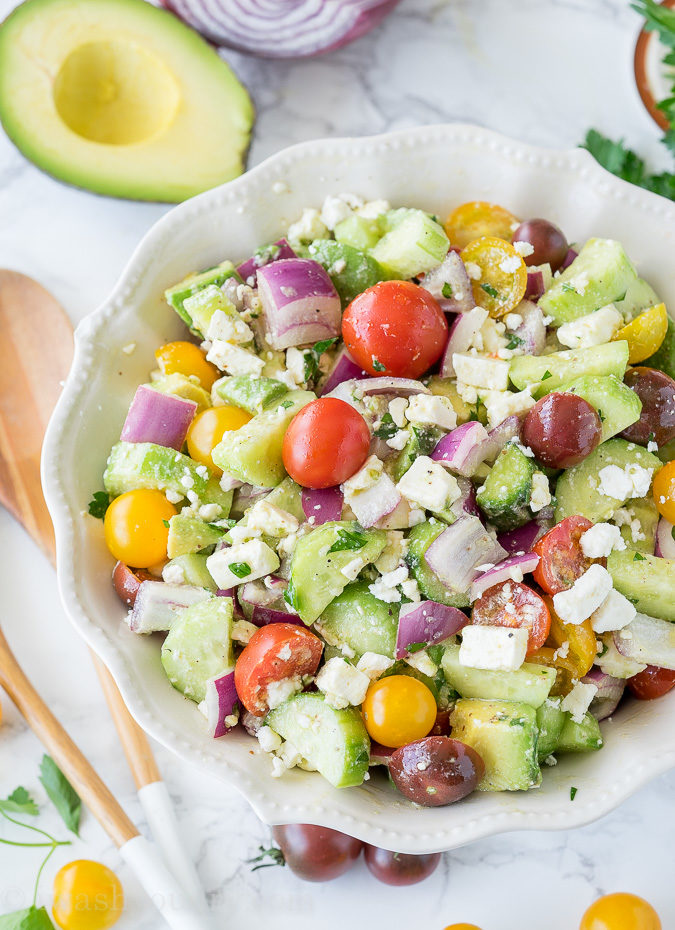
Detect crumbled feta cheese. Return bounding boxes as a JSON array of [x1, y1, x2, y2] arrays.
[[287, 208, 328, 243], [456, 381, 479, 405], [121, 342, 136, 355], [232, 619, 258, 645], [513, 240, 535, 257], [556, 304, 623, 349], [356, 652, 395, 680], [504, 312, 523, 330], [453, 355, 510, 391], [374, 531, 408, 573], [612, 507, 645, 543], [560, 681, 598, 724], [165, 489, 184, 505], [580, 523, 626, 558], [343, 454, 383, 493], [207, 309, 253, 344], [356, 198, 390, 219], [162, 563, 185, 585], [206, 539, 280, 589], [499, 255, 523, 274], [465, 261, 482, 280], [180, 473, 194, 489], [284, 346, 307, 385], [257, 726, 283, 753], [590, 588, 637, 634], [388, 397, 409, 428], [459, 625, 529, 671], [246, 500, 299, 538], [199, 503, 222, 522], [598, 463, 654, 502], [396, 455, 461, 513], [483, 388, 535, 429], [406, 394, 457, 431], [266, 675, 303, 710], [320, 194, 354, 230], [207, 340, 265, 377], [271, 180, 289, 195], [315, 657, 370, 709], [552, 564, 613, 625], [386, 429, 410, 451], [647, 440, 658, 453], [341, 555, 368, 581], [405, 650, 439, 677], [228, 523, 260, 545], [276, 532, 298, 560], [329, 258, 347, 275], [401, 577, 421, 602], [368, 565, 409, 603], [529, 472, 552, 513], [270, 756, 287, 778]]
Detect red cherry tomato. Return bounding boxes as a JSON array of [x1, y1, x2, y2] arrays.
[[471, 580, 551, 654], [271, 824, 363, 882], [532, 515, 604, 595], [234, 623, 323, 716], [282, 398, 371, 489], [363, 845, 441, 886], [342, 281, 448, 379], [628, 665, 675, 700]]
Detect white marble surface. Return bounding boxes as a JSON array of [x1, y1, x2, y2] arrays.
[[1, 0, 674, 926]]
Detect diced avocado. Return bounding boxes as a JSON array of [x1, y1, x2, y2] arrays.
[[334, 214, 383, 252], [308, 239, 388, 307], [449, 698, 541, 791], [538, 239, 637, 324], [211, 390, 315, 488], [607, 550, 675, 621], [555, 712, 603, 753], [370, 210, 450, 279], [644, 317, 675, 379], [509, 341, 630, 398], [266, 692, 370, 788], [391, 426, 443, 482], [559, 374, 642, 442], [182, 284, 239, 338], [164, 553, 218, 591], [616, 498, 659, 554], [161, 597, 233, 703], [615, 277, 660, 321], [149, 374, 212, 411], [442, 645, 555, 707], [288, 521, 386, 624], [554, 438, 661, 523], [535, 697, 567, 761], [405, 520, 470, 609], [214, 375, 288, 415], [427, 376, 472, 425], [167, 513, 224, 559], [317, 582, 399, 659], [166, 263, 240, 327], [228, 477, 305, 536], [658, 437, 675, 465], [476, 444, 536, 531], [104, 442, 232, 509]]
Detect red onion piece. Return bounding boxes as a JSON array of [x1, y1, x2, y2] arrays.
[[128, 582, 211, 633], [251, 605, 304, 627], [320, 347, 370, 396], [614, 614, 675, 670], [439, 308, 488, 377], [430, 421, 490, 477], [257, 259, 341, 350], [121, 385, 196, 451], [161, 0, 400, 59], [497, 520, 548, 555], [469, 552, 540, 601], [241, 710, 263, 737], [561, 247, 579, 270], [525, 270, 545, 302], [424, 515, 507, 595], [204, 670, 239, 738], [238, 578, 287, 613], [353, 377, 430, 397], [217, 587, 243, 617], [451, 476, 479, 519], [655, 518, 675, 559], [395, 600, 468, 658], [236, 238, 296, 285], [582, 668, 625, 721], [420, 251, 474, 313], [301, 486, 344, 524], [512, 301, 546, 355]]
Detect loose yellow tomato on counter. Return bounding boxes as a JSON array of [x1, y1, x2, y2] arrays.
[[52, 860, 124, 930], [155, 340, 218, 391], [187, 404, 251, 474], [362, 675, 437, 748], [444, 201, 519, 249], [613, 303, 668, 364], [653, 460, 675, 523], [579, 892, 661, 930], [444, 925, 483, 930], [460, 237, 527, 318], [104, 489, 176, 568]]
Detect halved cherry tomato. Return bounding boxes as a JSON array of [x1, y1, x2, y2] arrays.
[[613, 303, 668, 364], [282, 397, 371, 488], [460, 237, 527, 318], [579, 892, 661, 930], [104, 490, 176, 568], [444, 201, 519, 249], [187, 405, 251, 475], [362, 675, 437, 748], [155, 340, 218, 390], [545, 601, 596, 681], [341, 281, 448, 379], [628, 665, 675, 700], [234, 623, 323, 716], [527, 646, 581, 697], [533, 515, 603, 595], [653, 460, 675, 523], [470, 581, 551, 655]]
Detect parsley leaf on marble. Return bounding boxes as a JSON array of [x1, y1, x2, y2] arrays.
[[39, 756, 81, 836]]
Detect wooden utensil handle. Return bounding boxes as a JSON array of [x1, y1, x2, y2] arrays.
[[0, 628, 138, 847]]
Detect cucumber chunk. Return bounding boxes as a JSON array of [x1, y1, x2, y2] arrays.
[[615, 498, 659, 554], [538, 239, 637, 325], [104, 442, 232, 510], [288, 521, 386, 624], [334, 214, 383, 252], [476, 444, 535, 531], [165, 261, 239, 327], [214, 375, 288, 415], [161, 596, 234, 703], [183, 284, 239, 339], [559, 374, 641, 442], [308, 239, 388, 307], [644, 317, 675, 379], [164, 553, 218, 591], [615, 277, 660, 321], [317, 581, 399, 660], [167, 513, 224, 559], [555, 712, 603, 753], [509, 341, 630, 398], [449, 698, 541, 791], [442, 645, 556, 707], [370, 210, 450, 279], [607, 550, 675, 621], [535, 697, 567, 761], [391, 426, 443, 482], [266, 692, 370, 788], [405, 520, 470, 608]]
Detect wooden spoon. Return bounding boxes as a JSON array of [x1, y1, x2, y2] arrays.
[[0, 270, 210, 925]]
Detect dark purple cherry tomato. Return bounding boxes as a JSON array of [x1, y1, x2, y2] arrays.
[[621, 367, 675, 447], [522, 392, 602, 468], [627, 665, 675, 700], [389, 736, 484, 807], [511, 218, 569, 271], [272, 824, 362, 882], [364, 845, 441, 886]]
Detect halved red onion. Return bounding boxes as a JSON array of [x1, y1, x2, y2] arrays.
[[439, 307, 489, 378], [561, 247, 579, 270], [497, 520, 547, 555], [320, 347, 370, 396], [430, 421, 490, 477], [353, 377, 430, 397], [161, 0, 400, 58], [395, 600, 468, 658], [236, 238, 296, 285], [257, 259, 341, 350], [451, 476, 479, 519], [420, 252, 473, 313], [424, 515, 507, 595], [204, 670, 239, 738], [582, 668, 626, 721], [614, 614, 675, 670], [512, 300, 546, 355], [121, 385, 196, 451], [128, 581, 211, 633], [486, 416, 522, 454], [344, 474, 401, 528], [469, 552, 540, 601], [655, 518, 675, 559], [238, 578, 287, 615], [302, 486, 343, 524], [251, 605, 304, 627]]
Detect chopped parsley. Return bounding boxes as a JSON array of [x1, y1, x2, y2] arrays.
[[303, 337, 338, 382], [541, 370, 553, 381], [87, 491, 111, 520], [442, 282, 453, 299], [406, 642, 427, 654], [327, 528, 367, 553], [633, 552, 646, 561], [570, 786, 578, 801], [505, 333, 524, 350], [162, 519, 170, 528], [597, 409, 605, 423], [229, 561, 252, 578], [480, 283, 499, 299], [672, 526, 675, 543], [561, 282, 577, 293], [375, 413, 398, 440], [372, 356, 386, 372], [279, 400, 294, 409]]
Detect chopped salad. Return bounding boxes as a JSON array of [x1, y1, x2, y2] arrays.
[[96, 195, 675, 804]]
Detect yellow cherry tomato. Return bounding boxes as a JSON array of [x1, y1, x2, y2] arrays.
[[104, 489, 176, 568], [460, 237, 528, 318], [187, 405, 252, 474], [444, 201, 520, 249], [613, 303, 668, 364], [579, 892, 661, 930], [53, 860, 124, 930], [444, 925, 483, 930], [362, 675, 437, 748], [155, 341, 218, 391], [653, 460, 675, 523]]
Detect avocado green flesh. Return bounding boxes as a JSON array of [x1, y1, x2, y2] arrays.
[[308, 239, 388, 307]]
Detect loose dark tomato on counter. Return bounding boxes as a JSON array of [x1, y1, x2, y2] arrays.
[[363, 844, 441, 886], [271, 824, 363, 882]]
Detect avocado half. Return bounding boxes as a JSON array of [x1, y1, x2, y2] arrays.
[[0, 0, 254, 202]]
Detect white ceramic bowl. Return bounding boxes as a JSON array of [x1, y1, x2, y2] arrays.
[[42, 124, 675, 854]]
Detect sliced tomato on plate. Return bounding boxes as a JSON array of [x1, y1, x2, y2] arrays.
[[470, 580, 551, 655], [532, 515, 604, 595]]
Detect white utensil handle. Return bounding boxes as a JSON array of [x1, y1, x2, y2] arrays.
[[120, 835, 214, 930], [138, 781, 209, 913]]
